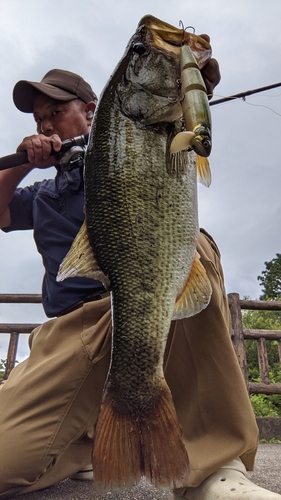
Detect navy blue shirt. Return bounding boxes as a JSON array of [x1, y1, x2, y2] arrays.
[[3, 164, 103, 317]]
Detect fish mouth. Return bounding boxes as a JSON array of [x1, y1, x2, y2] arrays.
[[138, 15, 211, 69]]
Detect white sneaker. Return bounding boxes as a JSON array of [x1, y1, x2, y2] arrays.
[[69, 463, 93, 481], [169, 458, 281, 499]]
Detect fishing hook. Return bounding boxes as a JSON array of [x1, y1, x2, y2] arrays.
[[179, 20, 195, 45]]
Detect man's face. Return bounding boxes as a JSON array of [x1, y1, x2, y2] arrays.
[[33, 93, 89, 141]]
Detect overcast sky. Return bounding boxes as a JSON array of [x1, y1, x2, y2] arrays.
[[0, 0, 281, 361]]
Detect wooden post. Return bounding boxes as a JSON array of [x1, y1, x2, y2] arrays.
[[278, 339, 281, 363], [257, 337, 270, 385], [4, 332, 19, 380], [228, 293, 249, 389]]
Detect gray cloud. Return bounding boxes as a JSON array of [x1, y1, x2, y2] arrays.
[[0, 0, 281, 361]]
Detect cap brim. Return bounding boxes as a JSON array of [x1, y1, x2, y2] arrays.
[[13, 80, 78, 113]]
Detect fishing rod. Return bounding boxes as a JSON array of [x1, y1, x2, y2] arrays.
[[0, 134, 89, 171], [1, 81, 280, 169], [210, 81, 281, 106]]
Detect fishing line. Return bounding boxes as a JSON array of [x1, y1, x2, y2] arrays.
[[211, 93, 281, 117], [213, 92, 281, 101], [234, 100, 281, 117]]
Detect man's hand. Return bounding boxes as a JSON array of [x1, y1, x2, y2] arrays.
[[199, 34, 221, 99], [16, 133, 62, 168]]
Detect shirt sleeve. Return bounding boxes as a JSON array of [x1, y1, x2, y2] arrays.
[[2, 183, 39, 232]]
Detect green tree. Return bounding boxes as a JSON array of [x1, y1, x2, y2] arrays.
[[0, 359, 5, 379], [258, 253, 281, 300], [243, 308, 281, 381], [242, 307, 281, 417]]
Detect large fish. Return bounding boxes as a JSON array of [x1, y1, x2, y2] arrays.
[[57, 15, 212, 492]]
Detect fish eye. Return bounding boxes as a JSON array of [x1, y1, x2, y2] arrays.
[[202, 138, 211, 148], [132, 42, 147, 55]]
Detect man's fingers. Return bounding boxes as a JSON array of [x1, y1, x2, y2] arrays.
[[201, 58, 221, 98]]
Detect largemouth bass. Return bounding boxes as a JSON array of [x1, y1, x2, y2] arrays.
[[57, 15, 212, 492]]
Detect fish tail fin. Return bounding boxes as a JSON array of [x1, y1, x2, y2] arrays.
[[196, 155, 212, 187], [92, 380, 189, 492], [170, 131, 196, 154]]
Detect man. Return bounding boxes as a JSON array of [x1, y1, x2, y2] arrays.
[[0, 63, 279, 500]]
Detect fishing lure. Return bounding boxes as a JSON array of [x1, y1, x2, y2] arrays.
[[171, 43, 212, 187]]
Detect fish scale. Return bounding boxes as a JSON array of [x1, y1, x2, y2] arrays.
[[86, 115, 195, 394], [57, 14, 213, 492], [85, 91, 198, 488]]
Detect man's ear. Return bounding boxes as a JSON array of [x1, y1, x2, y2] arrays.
[[85, 101, 96, 122]]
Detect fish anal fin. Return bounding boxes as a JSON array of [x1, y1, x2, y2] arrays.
[[197, 155, 212, 187], [92, 380, 189, 492], [173, 252, 212, 320], [56, 221, 110, 289]]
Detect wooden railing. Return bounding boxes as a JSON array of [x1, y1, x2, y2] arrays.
[[1, 293, 281, 394], [228, 292, 281, 394], [0, 294, 41, 381]]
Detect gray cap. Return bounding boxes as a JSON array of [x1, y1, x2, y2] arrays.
[[13, 68, 98, 113]]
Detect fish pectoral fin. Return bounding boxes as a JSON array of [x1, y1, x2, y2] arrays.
[[92, 380, 189, 491], [172, 252, 212, 320], [56, 221, 110, 289], [170, 131, 196, 154], [197, 155, 212, 187]]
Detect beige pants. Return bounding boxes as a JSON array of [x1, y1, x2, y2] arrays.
[[0, 231, 259, 498]]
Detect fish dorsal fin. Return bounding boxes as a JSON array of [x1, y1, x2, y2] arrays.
[[172, 252, 212, 320], [56, 220, 110, 289], [197, 155, 211, 187]]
